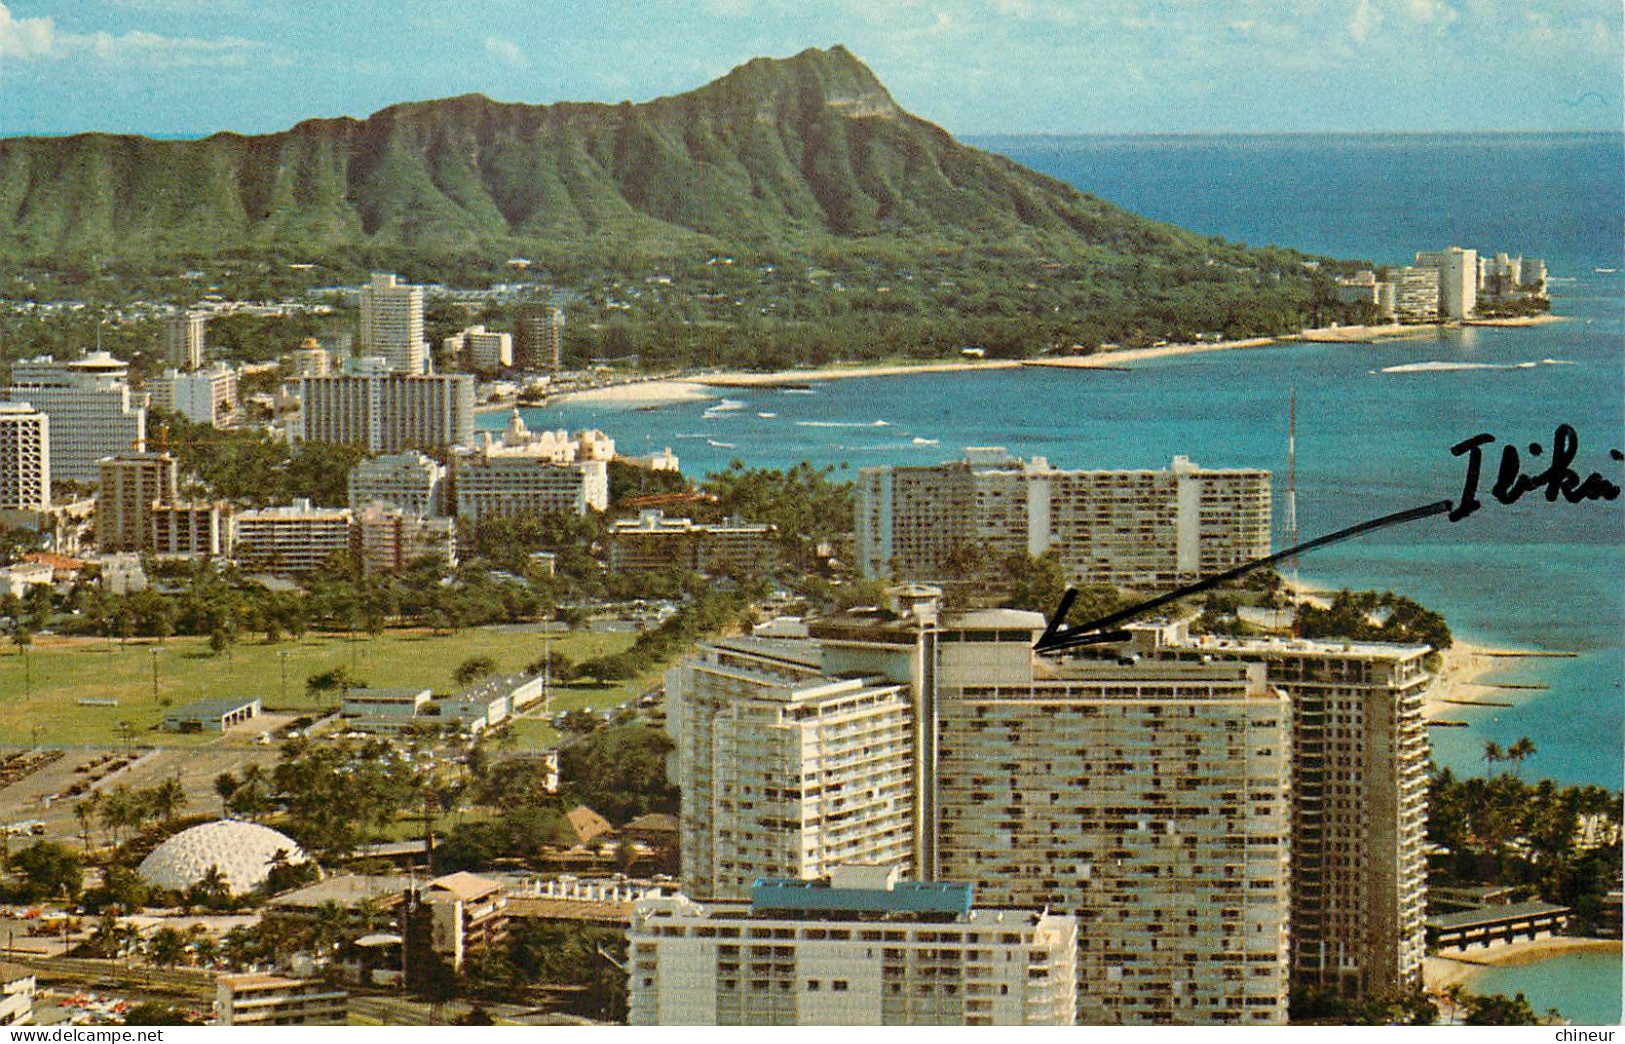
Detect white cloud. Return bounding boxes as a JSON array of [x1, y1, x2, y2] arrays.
[[485, 34, 527, 68], [1348, 0, 1384, 43], [0, 2, 262, 65], [1402, 0, 1458, 28]]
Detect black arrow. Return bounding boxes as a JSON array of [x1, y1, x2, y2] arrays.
[[1034, 498, 1456, 654]]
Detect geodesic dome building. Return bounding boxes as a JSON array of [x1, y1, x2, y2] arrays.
[[137, 820, 309, 895]]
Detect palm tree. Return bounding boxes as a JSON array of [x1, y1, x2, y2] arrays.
[[1482, 740, 1503, 777], [1441, 983, 1467, 1025], [73, 799, 96, 854], [213, 772, 238, 818], [1506, 736, 1537, 778], [150, 776, 187, 824]]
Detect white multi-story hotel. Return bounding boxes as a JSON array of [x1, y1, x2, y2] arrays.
[[294, 359, 474, 452], [149, 364, 238, 427], [857, 451, 1270, 591], [151, 502, 231, 558], [5, 354, 146, 483], [359, 272, 427, 374], [1478, 252, 1548, 301], [1131, 622, 1431, 999], [164, 312, 206, 371], [348, 451, 447, 516], [629, 865, 1077, 1026], [287, 338, 331, 378], [448, 413, 613, 520], [0, 404, 50, 511], [665, 637, 916, 901], [444, 325, 513, 373], [1414, 247, 1478, 319], [930, 610, 1293, 1026], [232, 499, 354, 573], [1389, 266, 1442, 322]]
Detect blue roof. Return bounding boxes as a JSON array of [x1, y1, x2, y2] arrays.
[[751, 878, 974, 916], [164, 696, 261, 720]]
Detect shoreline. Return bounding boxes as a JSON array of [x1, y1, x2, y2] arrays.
[[476, 314, 1562, 408], [1426, 938, 1621, 993], [1278, 576, 1536, 721]]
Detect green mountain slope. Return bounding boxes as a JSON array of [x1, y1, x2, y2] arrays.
[[0, 46, 1254, 265]]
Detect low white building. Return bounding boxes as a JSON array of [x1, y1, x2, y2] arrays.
[[629, 865, 1077, 1026]]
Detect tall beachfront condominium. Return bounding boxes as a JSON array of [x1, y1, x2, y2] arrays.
[[929, 610, 1293, 1026], [629, 865, 1077, 1026], [5, 354, 146, 484], [148, 364, 238, 428], [1414, 247, 1478, 320], [348, 452, 448, 517], [856, 451, 1270, 592], [0, 403, 50, 511], [1131, 622, 1431, 999], [164, 312, 206, 371], [293, 360, 474, 452], [359, 272, 427, 375], [515, 303, 565, 372], [1390, 266, 1443, 322], [671, 595, 1296, 1025], [96, 452, 179, 553], [664, 637, 916, 901]]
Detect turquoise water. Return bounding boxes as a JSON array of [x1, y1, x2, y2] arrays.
[[1467, 952, 1623, 1026]]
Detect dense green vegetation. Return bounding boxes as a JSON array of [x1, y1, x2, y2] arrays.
[[0, 46, 1380, 376], [1297, 589, 1453, 650]]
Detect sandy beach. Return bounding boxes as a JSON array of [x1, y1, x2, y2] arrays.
[[1426, 938, 1621, 993], [1464, 314, 1565, 328], [1024, 337, 1278, 368], [1293, 323, 1438, 343], [549, 380, 716, 406], [682, 359, 1022, 387]]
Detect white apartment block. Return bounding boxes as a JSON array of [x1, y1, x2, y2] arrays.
[[1414, 247, 1478, 319], [215, 974, 347, 1026], [287, 338, 331, 378], [0, 403, 50, 511], [444, 325, 513, 373], [1478, 252, 1548, 300], [96, 452, 178, 553], [629, 866, 1077, 1026], [149, 364, 238, 427], [451, 452, 608, 520], [359, 272, 427, 374], [294, 361, 475, 452], [1389, 266, 1442, 322], [348, 451, 447, 516], [929, 612, 1293, 1026], [1132, 622, 1431, 999], [164, 311, 206, 371], [858, 451, 1270, 591], [5, 354, 146, 483], [232, 499, 354, 573], [665, 638, 916, 901]]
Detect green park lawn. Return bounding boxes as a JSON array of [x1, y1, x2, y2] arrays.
[[0, 626, 665, 749]]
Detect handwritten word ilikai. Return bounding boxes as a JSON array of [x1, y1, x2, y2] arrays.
[[1448, 424, 1623, 522]]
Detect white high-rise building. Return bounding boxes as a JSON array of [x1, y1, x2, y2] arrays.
[[294, 360, 474, 452], [665, 637, 916, 901], [232, 499, 355, 573], [515, 303, 564, 372], [348, 451, 447, 516], [857, 451, 1270, 591], [359, 273, 427, 374], [5, 354, 146, 484], [149, 364, 238, 427], [164, 312, 206, 371], [1390, 266, 1442, 322], [1414, 247, 1478, 319], [629, 866, 1077, 1026], [96, 452, 179, 553], [0, 403, 50, 511], [929, 610, 1293, 1025], [1132, 622, 1432, 1000]]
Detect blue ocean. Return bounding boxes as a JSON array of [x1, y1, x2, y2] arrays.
[[495, 133, 1625, 792]]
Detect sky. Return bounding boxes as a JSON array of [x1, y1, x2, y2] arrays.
[[1, 0, 1621, 137]]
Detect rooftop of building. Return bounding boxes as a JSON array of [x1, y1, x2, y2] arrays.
[[1426, 901, 1572, 931], [1153, 627, 1433, 660], [269, 874, 409, 911], [344, 687, 432, 701], [428, 871, 503, 903], [163, 696, 261, 720], [751, 870, 975, 918], [458, 673, 541, 700]]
